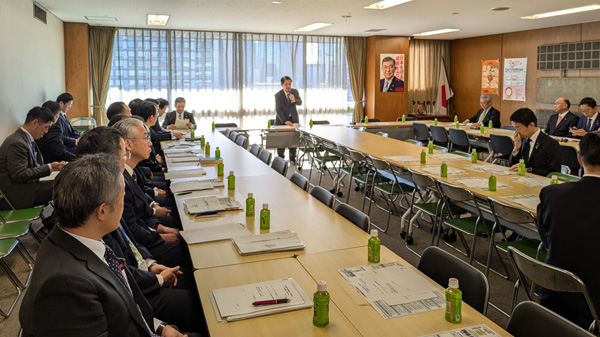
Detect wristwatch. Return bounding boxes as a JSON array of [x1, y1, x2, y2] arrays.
[[527, 167, 533, 173], [156, 321, 168, 335]]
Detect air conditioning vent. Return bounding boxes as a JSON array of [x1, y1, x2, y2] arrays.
[[33, 3, 47, 24]]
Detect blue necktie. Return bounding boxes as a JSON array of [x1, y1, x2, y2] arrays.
[[522, 139, 531, 163], [586, 118, 593, 132], [30, 141, 39, 166], [103, 244, 131, 295]]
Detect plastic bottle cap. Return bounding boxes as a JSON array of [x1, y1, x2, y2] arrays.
[[490, 173, 495, 177], [248, 193, 253, 198], [442, 161, 446, 164], [317, 280, 327, 292], [422, 149, 425, 152], [370, 229, 378, 237], [216, 147, 220, 150], [552, 175, 557, 180], [229, 171, 234, 175], [448, 278, 459, 288], [472, 150, 476, 154], [262, 203, 268, 209], [519, 159, 524, 163]]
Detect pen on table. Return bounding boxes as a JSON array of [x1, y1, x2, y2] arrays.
[[176, 191, 192, 196], [252, 298, 290, 306]]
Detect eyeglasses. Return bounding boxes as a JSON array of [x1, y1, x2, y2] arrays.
[[128, 133, 151, 141], [554, 102, 565, 105]]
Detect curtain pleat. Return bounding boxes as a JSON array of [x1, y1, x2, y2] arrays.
[[90, 26, 117, 126], [407, 40, 450, 113], [344, 37, 366, 123]]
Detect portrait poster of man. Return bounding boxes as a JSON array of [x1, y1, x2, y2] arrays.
[[481, 59, 499, 95], [380, 54, 405, 93]]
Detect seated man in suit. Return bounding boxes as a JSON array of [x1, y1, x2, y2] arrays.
[[546, 96, 579, 137], [129, 98, 144, 115], [35, 100, 76, 163], [0, 106, 65, 209], [508, 108, 561, 176], [144, 98, 183, 155], [275, 75, 303, 164], [570, 97, 599, 138], [537, 132, 600, 329], [76, 128, 204, 334], [462, 94, 501, 128], [134, 101, 167, 174], [56, 92, 81, 153], [19, 154, 187, 337], [162, 97, 196, 129], [379, 56, 404, 92]]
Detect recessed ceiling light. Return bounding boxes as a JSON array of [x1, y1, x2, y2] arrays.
[[272, 1, 282, 4], [521, 4, 600, 19], [365, 28, 386, 32], [364, 0, 412, 10], [84, 15, 117, 21], [295, 23, 332, 32], [491, 7, 510, 11], [451, 12, 460, 15], [413, 28, 461, 36], [147, 14, 169, 26]]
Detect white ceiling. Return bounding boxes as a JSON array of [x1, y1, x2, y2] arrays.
[[37, 0, 600, 39]]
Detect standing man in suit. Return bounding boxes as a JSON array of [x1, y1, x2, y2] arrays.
[[546, 97, 579, 137], [570, 97, 599, 138], [509, 108, 561, 176], [0, 107, 65, 209], [162, 97, 196, 129], [19, 154, 187, 337], [35, 100, 76, 163], [56, 93, 81, 153], [274, 76, 302, 164], [379, 57, 404, 92], [462, 94, 501, 128], [536, 132, 600, 329]]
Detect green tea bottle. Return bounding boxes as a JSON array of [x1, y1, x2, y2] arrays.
[[313, 281, 330, 327], [441, 161, 448, 178], [455, 121, 460, 129], [227, 171, 235, 190], [215, 147, 221, 159], [267, 119, 271, 128], [246, 193, 255, 216], [434, 118, 438, 126], [259, 204, 270, 230], [489, 173, 497, 191], [488, 120, 493, 129], [189, 125, 195, 139], [368, 229, 380, 263], [217, 162, 224, 177], [200, 135, 205, 147], [518, 159, 526, 176], [205, 142, 211, 156], [309, 118, 313, 128], [428, 142, 434, 154], [420, 149, 426, 164], [480, 125, 485, 134], [471, 150, 477, 164], [550, 175, 559, 185], [211, 121, 215, 132], [445, 278, 462, 324], [454, 115, 458, 123], [364, 116, 369, 124], [401, 114, 406, 123]]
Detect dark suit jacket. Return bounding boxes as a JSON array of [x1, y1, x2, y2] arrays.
[[56, 113, 80, 153], [509, 131, 562, 177], [574, 114, 600, 137], [123, 170, 163, 250], [546, 112, 579, 137], [379, 76, 404, 92], [0, 128, 52, 209], [537, 176, 600, 329], [35, 123, 76, 163], [274, 89, 302, 125], [19, 226, 154, 336], [162, 111, 196, 128], [468, 107, 501, 128]]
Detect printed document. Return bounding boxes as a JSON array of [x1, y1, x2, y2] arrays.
[[232, 230, 305, 256], [180, 223, 252, 244], [418, 324, 501, 337]]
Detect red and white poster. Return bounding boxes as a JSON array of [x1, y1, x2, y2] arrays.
[[379, 54, 405, 92]]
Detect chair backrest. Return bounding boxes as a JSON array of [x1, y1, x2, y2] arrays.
[[215, 123, 238, 128], [507, 246, 600, 326], [271, 157, 288, 176], [70, 117, 97, 129], [310, 186, 334, 208], [488, 197, 536, 225], [347, 148, 366, 162], [223, 128, 233, 137], [448, 128, 470, 149], [335, 203, 369, 232], [502, 125, 517, 131], [506, 301, 595, 337], [437, 180, 483, 219], [375, 132, 389, 138], [412, 123, 430, 143], [249, 144, 261, 157], [404, 139, 423, 146], [559, 145, 581, 176], [290, 173, 309, 191], [430, 125, 449, 146], [418, 246, 490, 314], [229, 131, 239, 142], [360, 118, 380, 123], [546, 172, 580, 182], [312, 120, 330, 125], [489, 134, 514, 155], [258, 149, 272, 165], [235, 135, 248, 149], [397, 116, 416, 121]]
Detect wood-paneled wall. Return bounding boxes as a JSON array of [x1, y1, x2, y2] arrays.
[[63, 22, 91, 119], [365, 36, 410, 121], [450, 21, 600, 127]]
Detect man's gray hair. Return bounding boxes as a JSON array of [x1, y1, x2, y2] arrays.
[[113, 117, 145, 139], [174, 97, 186, 105], [480, 94, 492, 102], [53, 153, 123, 228]]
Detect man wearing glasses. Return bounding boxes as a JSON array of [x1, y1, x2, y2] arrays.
[[570, 97, 599, 138], [546, 97, 579, 137], [380, 57, 404, 92]]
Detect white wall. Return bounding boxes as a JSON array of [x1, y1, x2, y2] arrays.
[[0, 0, 65, 140]]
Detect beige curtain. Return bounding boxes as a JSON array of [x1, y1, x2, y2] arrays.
[[408, 40, 450, 114], [344, 37, 366, 123], [90, 26, 116, 126]]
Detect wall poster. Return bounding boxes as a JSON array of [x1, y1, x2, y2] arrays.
[[503, 58, 527, 102], [481, 59, 499, 95], [379, 54, 405, 92]]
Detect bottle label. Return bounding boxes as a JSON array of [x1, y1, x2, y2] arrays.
[[368, 239, 380, 263], [313, 296, 330, 327], [445, 291, 462, 323], [260, 210, 270, 229]]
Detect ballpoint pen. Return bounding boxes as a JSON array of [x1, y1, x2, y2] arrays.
[[252, 298, 290, 306]]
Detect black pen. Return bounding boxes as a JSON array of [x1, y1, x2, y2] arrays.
[[176, 191, 192, 196]]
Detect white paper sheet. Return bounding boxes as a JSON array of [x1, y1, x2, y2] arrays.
[[180, 223, 252, 244], [510, 175, 551, 187], [183, 196, 242, 214], [169, 180, 214, 193], [383, 155, 420, 163], [463, 164, 515, 176], [419, 165, 466, 176], [164, 168, 207, 180], [430, 153, 470, 161], [39, 171, 59, 181], [175, 119, 189, 129], [502, 194, 540, 210], [452, 177, 510, 190], [232, 230, 305, 256], [418, 324, 501, 337], [338, 262, 444, 319]]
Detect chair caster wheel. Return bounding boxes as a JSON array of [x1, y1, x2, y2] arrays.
[[443, 233, 450, 242], [400, 231, 406, 239], [354, 186, 360, 192], [329, 188, 335, 194], [449, 233, 457, 242], [337, 192, 343, 197], [407, 237, 414, 245]]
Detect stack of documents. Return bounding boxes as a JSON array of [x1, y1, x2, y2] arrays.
[[231, 230, 305, 256], [163, 148, 201, 156], [464, 164, 515, 176], [418, 325, 501, 337], [180, 223, 252, 244], [183, 196, 242, 215], [170, 180, 214, 193], [164, 168, 207, 180], [210, 278, 312, 322]]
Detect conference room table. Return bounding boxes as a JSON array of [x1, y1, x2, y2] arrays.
[[161, 130, 512, 337]]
